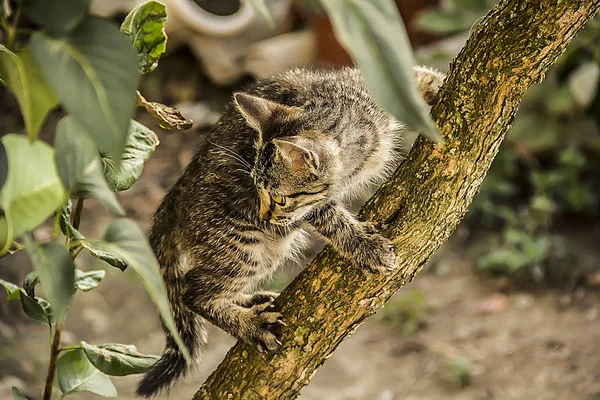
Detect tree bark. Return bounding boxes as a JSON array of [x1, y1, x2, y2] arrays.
[[194, 1, 600, 398]]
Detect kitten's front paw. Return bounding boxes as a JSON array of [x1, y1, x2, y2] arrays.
[[355, 234, 397, 275], [361, 221, 378, 235], [243, 303, 286, 353], [249, 291, 280, 306]]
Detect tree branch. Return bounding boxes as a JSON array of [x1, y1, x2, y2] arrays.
[[194, 0, 600, 398]]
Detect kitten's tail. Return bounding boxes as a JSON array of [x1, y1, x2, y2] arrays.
[[136, 230, 207, 397]]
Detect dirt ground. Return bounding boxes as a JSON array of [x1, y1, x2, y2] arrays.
[[1, 120, 599, 400]]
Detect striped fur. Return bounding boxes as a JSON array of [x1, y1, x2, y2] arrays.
[[136, 66, 445, 397]]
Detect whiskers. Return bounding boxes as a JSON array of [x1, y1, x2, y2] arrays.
[[208, 140, 267, 181], [209, 139, 254, 174]]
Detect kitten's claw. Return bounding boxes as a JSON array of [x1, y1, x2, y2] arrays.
[[356, 234, 398, 275], [244, 307, 285, 353], [249, 291, 280, 306], [362, 221, 378, 235]]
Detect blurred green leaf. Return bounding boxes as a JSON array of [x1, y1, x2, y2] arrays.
[[415, 9, 476, 34], [23, 0, 90, 34], [509, 115, 561, 153], [74, 269, 105, 292], [120, 1, 168, 74], [546, 86, 576, 115], [102, 120, 160, 192], [0, 141, 7, 192], [443, 355, 472, 388], [89, 219, 191, 362], [0, 135, 65, 249], [58, 205, 127, 270], [23, 271, 39, 298], [322, 0, 440, 141], [80, 240, 128, 271], [24, 237, 75, 321], [0, 278, 52, 325], [20, 289, 52, 324], [59, 200, 84, 241], [30, 18, 138, 160], [568, 61, 600, 108], [54, 116, 124, 215], [452, 0, 485, 10], [0, 278, 19, 298], [81, 342, 159, 376], [11, 387, 27, 400], [0, 46, 58, 140], [56, 348, 117, 398]]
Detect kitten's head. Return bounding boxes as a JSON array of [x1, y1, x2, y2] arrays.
[[234, 92, 340, 225]]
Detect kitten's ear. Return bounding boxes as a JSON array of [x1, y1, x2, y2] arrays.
[[273, 138, 320, 171], [234, 93, 299, 136]]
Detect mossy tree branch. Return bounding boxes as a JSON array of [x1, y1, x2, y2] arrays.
[[194, 0, 600, 398]]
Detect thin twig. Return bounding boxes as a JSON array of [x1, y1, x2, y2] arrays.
[[71, 198, 85, 231], [43, 324, 63, 400]]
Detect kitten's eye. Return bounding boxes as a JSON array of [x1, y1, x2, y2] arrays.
[[271, 193, 286, 206]]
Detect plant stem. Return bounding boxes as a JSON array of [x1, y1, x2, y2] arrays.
[[72, 198, 85, 231], [1, 0, 12, 18], [58, 345, 81, 353], [1, 1, 20, 49], [43, 324, 63, 400]]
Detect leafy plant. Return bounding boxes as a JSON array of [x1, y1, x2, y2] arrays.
[[0, 1, 193, 398], [442, 355, 472, 388], [416, 0, 496, 35], [377, 291, 429, 336]]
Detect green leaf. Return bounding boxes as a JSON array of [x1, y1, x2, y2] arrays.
[[415, 9, 478, 34], [0, 278, 19, 297], [0, 135, 65, 249], [0, 141, 7, 191], [80, 240, 128, 271], [102, 120, 160, 192], [322, 0, 440, 141], [120, 1, 168, 74], [20, 290, 51, 324], [30, 17, 138, 160], [89, 219, 191, 361], [36, 296, 54, 323], [0, 45, 58, 141], [24, 237, 75, 322], [54, 116, 124, 215], [247, 0, 275, 28], [23, 271, 39, 298], [81, 342, 159, 376], [74, 269, 105, 292], [23, 0, 91, 34], [0, 278, 52, 325], [56, 348, 117, 398], [11, 386, 27, 400], [59, 200, 84, 241], [58, 205, 127, 270]]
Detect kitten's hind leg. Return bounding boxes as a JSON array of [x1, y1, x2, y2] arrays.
[[413, 66, 446, 105], [182, 270, 284, 353]]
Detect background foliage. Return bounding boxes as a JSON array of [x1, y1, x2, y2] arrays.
[[0, 1, 191, 398]]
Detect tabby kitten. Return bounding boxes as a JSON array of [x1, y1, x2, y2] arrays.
[[137, 66, 445, 397]]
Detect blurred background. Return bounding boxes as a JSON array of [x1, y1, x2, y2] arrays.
[[1, 0, 599, 399]]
